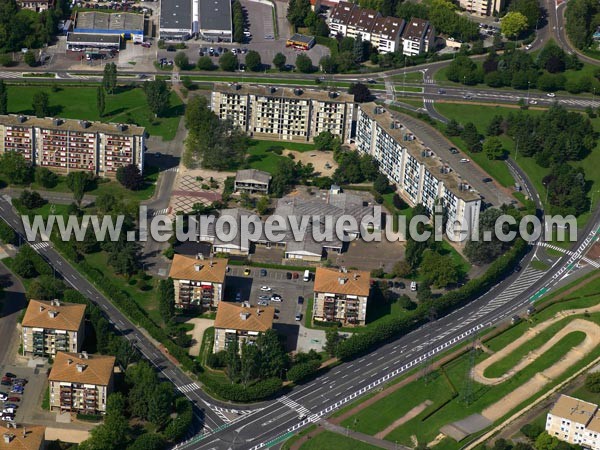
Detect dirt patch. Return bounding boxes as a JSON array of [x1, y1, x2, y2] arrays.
[[376, 400, 432, 439], [284, 150, 337, 177], [177, 317, 214, 357], [169, 168, 234, 214]]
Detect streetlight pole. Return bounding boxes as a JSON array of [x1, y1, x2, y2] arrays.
[[527, 81, 530, 104]]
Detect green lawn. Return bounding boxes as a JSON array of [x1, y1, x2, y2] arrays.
[[530, 260, 550, 271], [246, 139, 315, 173], [392, 72, 425, 83], [298, 431, 382, 450], [6, 86, 184, 141], [390, 99, 425, 109], [394, 86, 423, 93]]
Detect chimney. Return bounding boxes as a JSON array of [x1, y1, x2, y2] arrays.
[[39, 305, 45, 312], [67, 358, 73, 365], [240, 312, 249, 320], [196, 253, 204, 260], [48, 310, 58, 318], [338, 277, 347, 285], [269, 86, 276, 94], [82, 351, 88, 359], [52, 118, 62, 127], [328, 91, 339, 99], [3, 434, 13, 444], [17, 115, 26, 123], [294, 88, 303, 96], [79, 120, 90, 129], [194, 263, 202, 271], [76, 363, 86, 372], [116, 123, 127, 132], [256, 308, 261, 316]]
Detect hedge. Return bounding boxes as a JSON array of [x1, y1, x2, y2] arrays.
[[287, 360, 321, 383], [163, 397, 194, 442], [199, 376, 282, 402], [336, 239, 529, 360]]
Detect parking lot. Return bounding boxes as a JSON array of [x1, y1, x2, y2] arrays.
[[0, 365, 44, 425]]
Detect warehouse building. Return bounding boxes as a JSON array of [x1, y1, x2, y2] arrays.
[[67, 11, 145, 50], [160, 0, 232, 41]]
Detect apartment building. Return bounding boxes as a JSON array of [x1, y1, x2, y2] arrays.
[[213, 302, 274, 352], [48, 351, 115, 415], [546, 395, 600, 450], [17, 0, 53, 12], [0, 115, 145, 178], [327, 2, 405, 53], [1, 425, 46, 450], [355, 103, 481, 241], [21, 299, 86, 357], [211, 83, 354, 143], [312, 267, 371, 326], [401, 18, 435, 56], [234, 169, 271, 194], [168, 254, 227, 310], [459, 0, 504, 16]]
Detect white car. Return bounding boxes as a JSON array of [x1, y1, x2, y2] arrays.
[[529, 100, 538, 105], [547, 92, 556, 98], [260, 286, 272, 292], [270, 295, 282, 302], [460, 158, 470, 163], [0, 394, 6, 401], [2, 408, 15, 415], [525, 44, 532, 50]]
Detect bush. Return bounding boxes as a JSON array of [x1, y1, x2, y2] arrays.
[[287, 360, 321, 383], [200, 376, 282, 402], [521, 423, 544, 441]]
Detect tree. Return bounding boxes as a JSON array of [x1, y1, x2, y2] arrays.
[[501, 11, 528, 38], [483, 136, 504, 160], [0, 151, 32, 184], [66, 171, 92, 205], [27, 276, 65, 300], [535, 433, 558, 450], [461, 122, 482, 151], [126, 433, 165, 450], [295, 53, 313, 73], [392, 260, 412, 277], [219, 51, 239, 71], [319, 55, 338, 74], [226, 337, 241, 381], [19, 190, 45, 209], [23, 50, 36, 67], [116, 164, 144, 190], [314, 131, 340, 151], [0, 221, 16, 245], [324, 329, 342, 357], [12, 255, 36, 278], [348, 82, 371, 102], [486, 115, 504, 136], [287, 0, 311, 27], [419, 250, 461, 288], [197, 56, 215, 70], [256, 329, 288, 379], [353, 33, 364, 63], [126, 361, 158, 419], [521, 423, 544, 441], [174, 51, 189, 69], [32, 91, 49, 118], [148, 382, 175, 427], [0, 80, 7, 115], [273, 52, 287, 71], [240, 342, 261, 386], [585, 372, 600, 393], [256, 196, 270, 215], [96, 86, 105, 117], [232, 0, 244, 42], [158, 279, 175, 320], [373, 174, 389, 194], [509, 0, 541, 29], [445, 119, 462, 136], [243, 50, 261, 72], [143, 80, 170, 118], [102, 62, 117, 94]]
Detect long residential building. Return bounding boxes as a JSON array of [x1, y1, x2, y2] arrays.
[[546, 395, 600, 450], [168, 254, 227, 310], [458, 0, 504, 16], [22, 299, 86, 357], [0, 115, 146, 178], [213, 302, 275, 352], [48, 351, 115, 415], [401, 18, 435, 56], [327, 2, 406, 53], [312, 267, 371, 326], [355, 103, 481, 241], [211, 83, 354, 143]]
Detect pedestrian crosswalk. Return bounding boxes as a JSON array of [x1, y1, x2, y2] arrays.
[[0, 71, 26, 79], [164, 167, 180, 173], [152, 208, 169, 217], [536, 242, 600, 268], [278, 395, 311, 417], [424, 77, 435, 84], [30, 241, 50, 250], [559, 99, 600, 108], [177, 382, 200, 393], [424, 98, 434, 104]]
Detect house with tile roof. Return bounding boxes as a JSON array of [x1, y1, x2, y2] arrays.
[[21, 299, 86, 357], [48, 351, 115, 414], [0, 425, 45, 450], [213, 302, 275, 352], [168, 254, 228, 311], [312, 267, 371, 326]]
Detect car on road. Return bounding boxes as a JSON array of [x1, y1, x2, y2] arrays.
[[463, 94, 472, 100], [4, 374, 15, 379], [258, 295, 270, 300], [449, 147, 459, 154], [297, 296, 304, 304], [270, 295, 282, 302], [244, 268, 251, 276], [260, 286, 272, 291], [438, 89, 446, 94], [482, 177, 493, 183], [295, 313, 302, 321], [526, 306, 535, 315], [460, 158, 470, 163], [547, 92, 556, 97], [514, 265, 522, 273], [286, 272, 292, 280], [529, 100, 537, 105], [525, 44, 532, 50], [260, 269, 267, 277]]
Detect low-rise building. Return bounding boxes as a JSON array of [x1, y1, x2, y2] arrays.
[[48, 351, 115, 415], [458, 0, 504, 16], [546, 395, 600, 449], [211, 83, 354, 143], [213, 302, 275, 352], [1, 425, 45, 450], [286, 33, 315, 50], [17, 0, 53, 12], [401, 18, 435, 56], [0, 115, 145, 178], [312, 267, 371, 326], [234, 169, 271, 194], [168, 254, 227, 310], [22, 299, 86, 357]]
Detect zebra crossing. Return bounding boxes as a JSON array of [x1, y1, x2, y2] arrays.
[[30, 241, 50, 250], [278, 395, 311, 417], [0, 71, 26, 79], [152, 208, 169, 217], [424, 77, 435, 84], [424, 98, 435, 104], [536, 242, 600, 268], [164, 167, 180, 173], [177, 382, 200, 394], [559, 98, 600, 108]]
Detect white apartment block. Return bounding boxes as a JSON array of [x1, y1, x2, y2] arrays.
[[211, 83, 354, 143], [327, 2, 405, 53], [546, 395, 600, 450], [0, 115, 145, 178], [459, 0, 504, 16], [356, 103, 481, 241], [401, 18, 435, 56]]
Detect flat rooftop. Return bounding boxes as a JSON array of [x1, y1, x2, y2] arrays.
[[214, 83, 355, 104], [160, 0, 192, 31], [359, 103, 480, 203], [199, 0, 232, 33], [75, 11, 144, 32], [67, 32, 121, 44]]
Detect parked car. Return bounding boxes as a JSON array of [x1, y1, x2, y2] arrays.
[[0, 381, 10, 387], [1, 415, 15, 421], [10, 387, 23, 394], [6, 397, 19, 403], [410, 281, 418, 291], [526, 306, 536, 315], [260, 269, 267, 277], [13, 379, 27, 385], [286, 272, 292, 280], [460, 158, 470, 163], [4, 404, 17, 410], [482, 177, 493, 183], [511, 315, 521, 324], [270, 295, 282, 302], [387, 281, 394, 288], [260, 286, 271, 291], [297, 296, 304, 304], [258, 300, 268, 306], [235, 292, 242, 301], [292, 272, 299, 279], [258, 295, 270, 301], [0, 393, 6, 401], [2, 408, 15, 415], [449, 147, 459, 154], [394, 281, 405, 289], [4, 374, 15, 379], [295, 313, 302, 321], [244, 268, 251, 276]]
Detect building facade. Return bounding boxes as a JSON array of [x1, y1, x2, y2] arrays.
[[48, 352, 115, 415], [401, 18, 435, 56], [213, 302, 274, 352], [168, 254, 227, 310], [327, 2, 405, 53], [17, 0, 53, 12], [312, 267, 370, 326], [458, 0, 504, 16], [546, 395, 600, 449], [356, 103, 481, 241], [234, 169, 271, 194], [22, 300, 86, 357], [211, 84, 354, 143], [0, 115, 145, 178]]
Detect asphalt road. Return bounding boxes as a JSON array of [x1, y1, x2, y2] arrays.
[[0, 261, 26, 369]]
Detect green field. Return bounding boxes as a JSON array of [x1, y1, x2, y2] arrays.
[[394, 86, 423, 93], [6, 85, 184, 140], [246, 139, 316, 173], [297, 431, 381, 450], [392, 72, 425, 83]]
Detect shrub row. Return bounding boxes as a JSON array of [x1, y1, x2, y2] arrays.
[[287, 360, 321, 383], [199, 376, 282, 403], [336, 239, 529, 360]]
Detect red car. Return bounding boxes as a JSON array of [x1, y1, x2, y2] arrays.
[[6, 397, 20, 402]]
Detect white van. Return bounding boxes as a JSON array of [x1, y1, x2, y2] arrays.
[[303, 270, 310, 282], [410, 281, 417, 291]]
